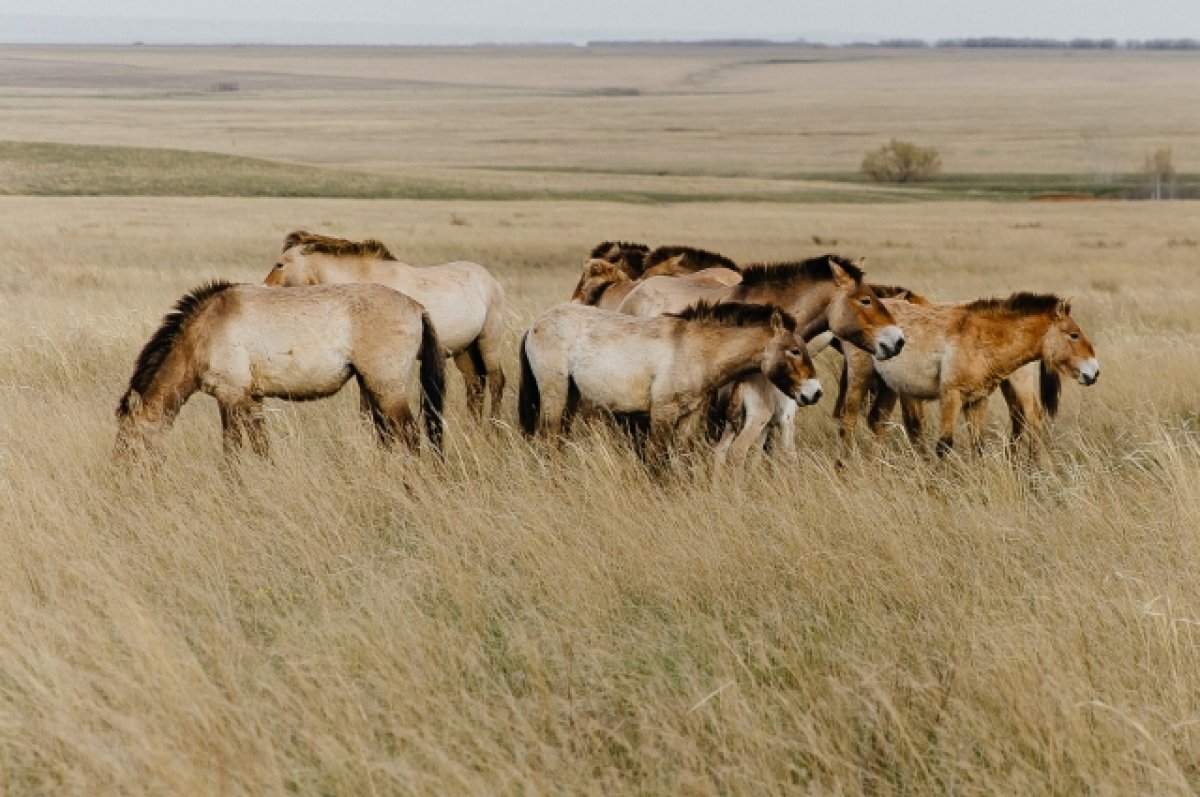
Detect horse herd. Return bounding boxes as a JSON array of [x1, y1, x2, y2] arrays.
[[115, 232, 1100, 470]]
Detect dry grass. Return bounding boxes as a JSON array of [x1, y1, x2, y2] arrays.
[[3, 44, 1200, 794], [1, 194, 1199, 794]]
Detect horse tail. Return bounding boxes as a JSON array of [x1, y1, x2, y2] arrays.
[[1039, 359, 1062, 418], [418, 312, 446, 454], [518, 331, 539, 436]]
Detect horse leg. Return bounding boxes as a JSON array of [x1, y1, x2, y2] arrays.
[[245, 399, 270, 458], [725, 400, 773, 469], [560, 377, 582, 438], [935, 390, 964, 457], [647, 402, 684, 470], [866, 380, 899, 437], [962, 398, 988, 455], [218, 401, 244, 458], [452, 348, 486, 419], [477, 308, 508, 421], [218, 396, 263, 460], [357, 375, 419, 452], [900, 396, 926, 448], [537, 374, 570, 443], [836, 353, 872, 460]]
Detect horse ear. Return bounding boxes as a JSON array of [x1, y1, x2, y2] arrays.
[[853, 256, 867, 269], [770, 309, 786, 331], [126, 390, 143, 414], [1056, 297, 1073, 317], [828, 259, 855, 288]]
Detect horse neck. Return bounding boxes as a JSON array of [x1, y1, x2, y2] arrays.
[[686, 324, 774, 387], [314, 257, 401, 282], [971, 311, 1055, 373], [736, 278, 832, 339]]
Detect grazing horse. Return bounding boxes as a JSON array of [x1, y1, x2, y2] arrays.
[[116, 281, 445, 459], [571, 244, 740, 310], [518, 301, 821, 466], [837, 293, 1098, 457], [264, 230, 506, 420], [620, 255, 905, 461]]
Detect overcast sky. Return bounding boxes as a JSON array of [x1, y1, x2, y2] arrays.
[[3, 0, 1198, 44]]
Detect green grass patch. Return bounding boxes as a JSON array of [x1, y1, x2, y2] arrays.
[[2, 141, 1197, 203]]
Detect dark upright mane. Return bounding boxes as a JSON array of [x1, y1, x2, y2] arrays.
[[739, 255, 864, 287], [963, 292, 1063, 316], [669, 300, 797, 332], [643, 245, 738, 273], [117, 280, 236, 417], [282, 230, 397, 261], [589, 240, 649, 260]]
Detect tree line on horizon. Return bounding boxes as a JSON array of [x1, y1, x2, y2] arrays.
[[586, 37, 1200, 50]]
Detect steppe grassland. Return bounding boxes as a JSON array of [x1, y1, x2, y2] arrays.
[[0, 45, 1198, 794], [2, 45, 1199, 181]]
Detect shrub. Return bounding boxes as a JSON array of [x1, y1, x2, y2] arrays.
[[861, 139, 942, 183]]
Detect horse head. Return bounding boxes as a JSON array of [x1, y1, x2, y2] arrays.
[[1043, 299, 1100, 386], [264, 246, 319, 287], [823, 258, 906, 360], [570, 258, 629, 305], [114, 389, 167, 459], [763, 309, 823, 406]]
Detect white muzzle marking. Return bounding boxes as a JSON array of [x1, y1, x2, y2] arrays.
[[1079, 358, 1100, 385], [875, 325, 905, 360], [797, 378, 823, 406]]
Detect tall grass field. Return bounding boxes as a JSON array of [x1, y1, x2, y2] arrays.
[[0, 45, 1199, 794]]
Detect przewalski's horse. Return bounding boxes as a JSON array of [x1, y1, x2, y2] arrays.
[[571, 244, 741, 310], [639, 245, 741, 282], [116, 281, 446, 460], [518, 301, 820, 466], [590, 240, 650, 279], [833, 286, 1065, 456], [620, 255, 905, 462], [264, 230, 506, 420], [838, 293, 1098, 457]]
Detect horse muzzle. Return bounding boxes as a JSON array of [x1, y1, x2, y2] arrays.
[[1078, 358, 1100, 386], [874, 326, 905, 360], [795, 378, 823, 407]]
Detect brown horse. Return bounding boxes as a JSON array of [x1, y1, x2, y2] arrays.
[[639, 245, 741, 281], [518, 301, 820, 466], [116, 281, 446, 459], [589, 240, 650, 279], [265, 231, 506, 420], [833, 286, 1064, 456], [837, 293, 1098, 457], [571, 244, 740, 310]]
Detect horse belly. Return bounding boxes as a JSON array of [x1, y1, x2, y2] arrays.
[[873, 353, 941, 400], [251, 353, 352, 399], [569, 352, 654, 412], [394, 274, 487, 354]]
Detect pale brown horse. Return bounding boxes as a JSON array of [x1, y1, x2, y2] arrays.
[[837, 293, 1099, 457], [265, 231, 506, 420], [621, 256, 904, 461], [518, 301, 820, 466], [116, 281, 445, 459]]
